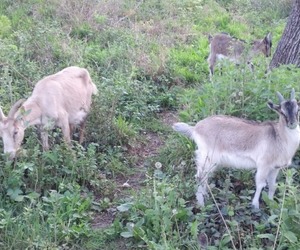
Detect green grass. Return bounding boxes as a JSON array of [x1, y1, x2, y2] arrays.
[[0, 0, 299, 249]]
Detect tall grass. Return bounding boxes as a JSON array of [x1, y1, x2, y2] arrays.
[[0, 0, 299, 249]]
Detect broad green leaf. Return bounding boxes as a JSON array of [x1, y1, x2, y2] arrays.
[[7, 188, 23, 202], [121, 231, 133, 238], [26, 192, 40, 199], [117, 203, 132, 212], [257, 234, 275, 241], [14, 195, 24, 202], [284, 231, 297, 243]]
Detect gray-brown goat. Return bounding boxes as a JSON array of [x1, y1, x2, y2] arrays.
[[208, 32, 272, 78]]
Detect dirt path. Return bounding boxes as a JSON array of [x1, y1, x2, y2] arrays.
[[91, 111, 178, 229]]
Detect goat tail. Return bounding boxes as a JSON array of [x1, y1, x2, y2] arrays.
[[172, 122, 194, 138]]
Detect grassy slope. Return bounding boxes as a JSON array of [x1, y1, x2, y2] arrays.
[[0, 0, 300, 249]]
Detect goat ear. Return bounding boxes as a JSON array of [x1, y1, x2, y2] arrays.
[[265, 32, 272, 43], [208, 34, 213, 43], [267, 100, 280, 112]]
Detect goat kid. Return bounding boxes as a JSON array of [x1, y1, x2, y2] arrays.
[[173, 89, 300, 209], [0, 66, 98, 159], [208, 32, 272, 79]]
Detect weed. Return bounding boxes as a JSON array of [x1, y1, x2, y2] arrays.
[[0, 0, 299, 249], [116, 168, 198, 249]]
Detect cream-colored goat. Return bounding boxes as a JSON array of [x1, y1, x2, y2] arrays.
[[0, 66, 98, 159], [173, 89, 300, 209]]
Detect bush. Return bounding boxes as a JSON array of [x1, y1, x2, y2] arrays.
[[116, 168, 198, 249], [0, 0, 299, 249], [0, 15, 11, 38]]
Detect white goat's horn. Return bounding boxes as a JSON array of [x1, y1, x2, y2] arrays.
[[8, 99, 26, 118], [0, 106, 6, 121]]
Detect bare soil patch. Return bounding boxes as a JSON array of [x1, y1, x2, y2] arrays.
[[91, 111, 178, 230]]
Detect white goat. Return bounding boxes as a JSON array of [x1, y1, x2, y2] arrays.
[[0, 66, 98, 159], [208, 32, 272, 78], [173, 89, 300, 209]]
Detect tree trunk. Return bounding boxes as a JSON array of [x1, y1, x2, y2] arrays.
[[269, 0, 300, 69]]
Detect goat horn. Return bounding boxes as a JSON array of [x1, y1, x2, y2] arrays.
[[276, 91, 285, 103], [290, 88, 295, 100], [0, 106, 6, 121], [8, 99, 26, 118]]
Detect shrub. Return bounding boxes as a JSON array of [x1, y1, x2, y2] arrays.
[[0, 15, 11, 38], [116, 168, 199, 249]]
